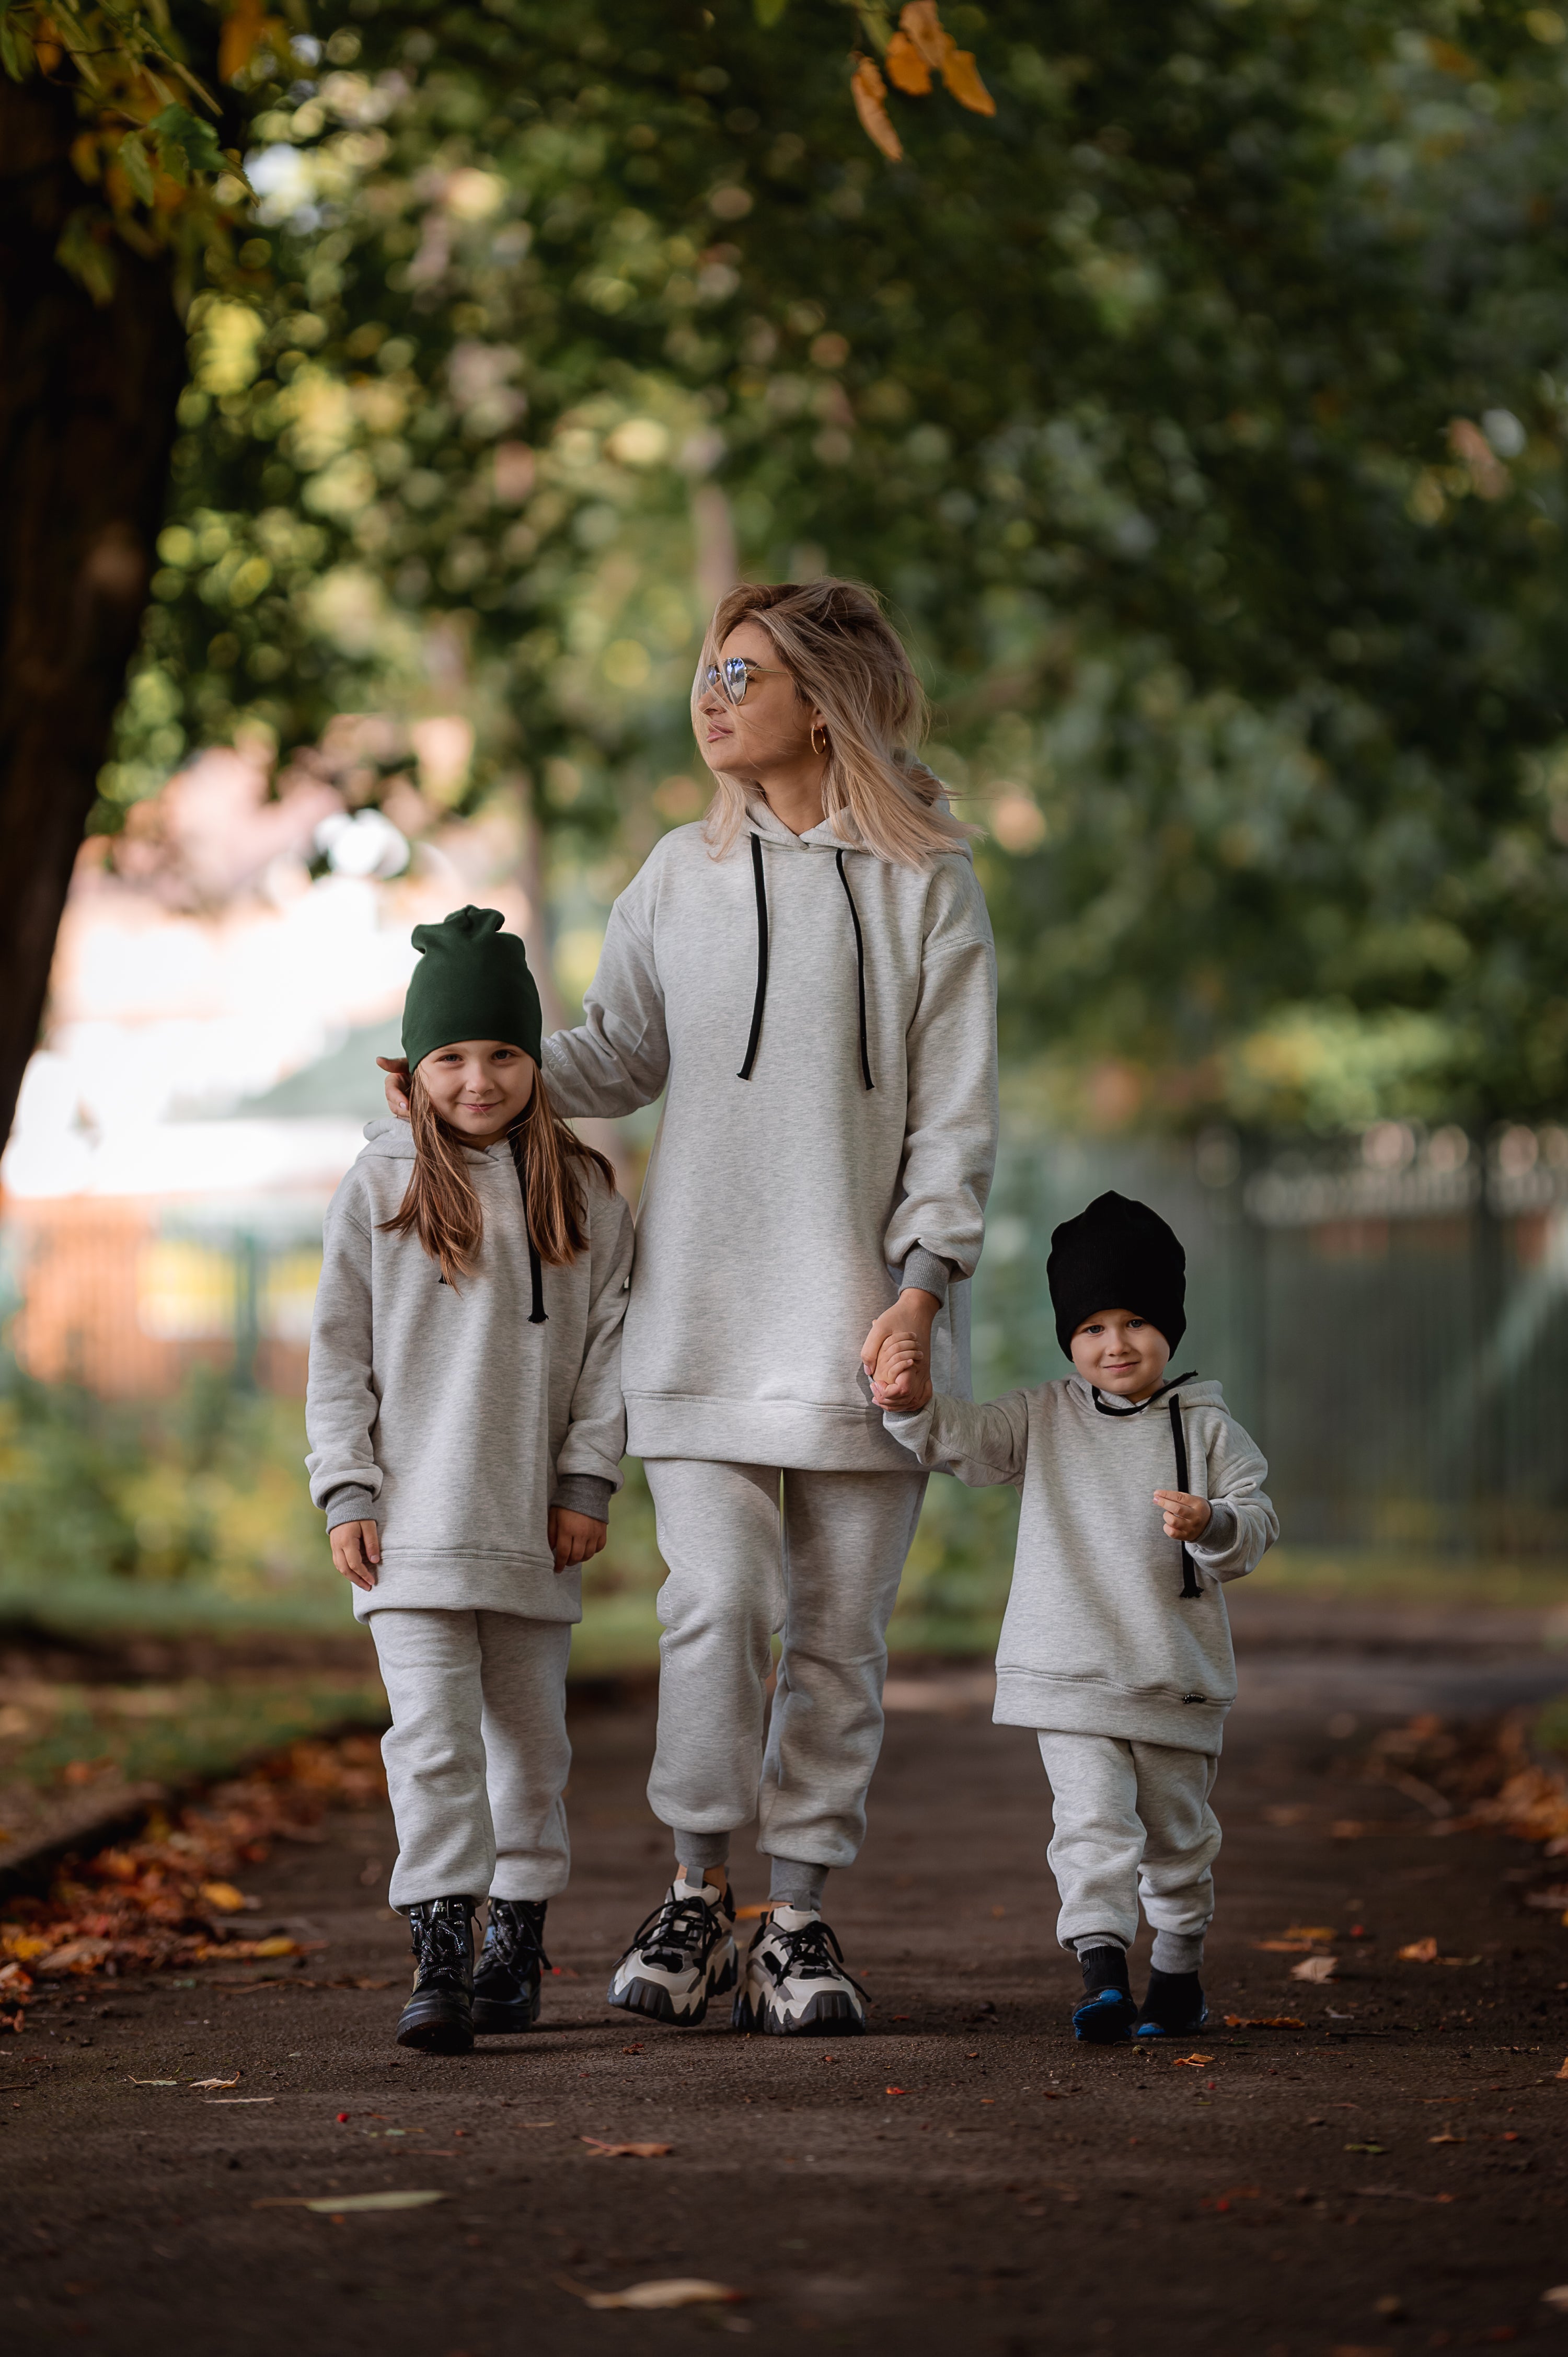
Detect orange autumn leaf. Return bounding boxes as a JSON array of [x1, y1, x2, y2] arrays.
[[898, 2, 948, 68], [217, 0, 283, 83], [850, 55, 903, 162], [940, 44, 996, 116], [1399, 1936, 1440, 1962], [884, 28, 932, 94], [897, 2, 996, 116]]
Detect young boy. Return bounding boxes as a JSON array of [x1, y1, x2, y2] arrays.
[[872, 1190, 1277, 2043]]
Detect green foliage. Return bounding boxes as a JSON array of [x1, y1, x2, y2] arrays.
[[0, 1361, 330, 1595], [107, 0, 1568, 1123]]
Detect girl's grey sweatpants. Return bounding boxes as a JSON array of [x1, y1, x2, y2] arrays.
[[1035, 1730, 1221, 1953], [367, 1608, 572, 1912], [642, 1458, 928, 1877]]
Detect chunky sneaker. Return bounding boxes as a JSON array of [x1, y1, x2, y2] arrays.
[[396, 1895, 476, 2053], [1134, 1967, 1207, 2040], [605, 1877, 737, 2026], [472, 1897, 549, 2036], [1071, 1944, 1137, 2045], [732, 1906, 868, 2037]]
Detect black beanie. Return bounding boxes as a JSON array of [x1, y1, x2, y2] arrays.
[[401, 905, 543, 1072], [1047, 1191, 1186, 1358]]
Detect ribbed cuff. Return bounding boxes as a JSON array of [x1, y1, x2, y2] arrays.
[[324, 1487, 377, 1534], [1196, 1499, 1236, 1552], [554, 1475, 613, 1523], [900, 1247, 952, 1305]]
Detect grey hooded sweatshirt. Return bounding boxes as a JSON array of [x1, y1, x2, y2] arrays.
[[542, 799, 999, 1471], [885, 1376, 1277, 1752], [305, 1119, 633, 1623]]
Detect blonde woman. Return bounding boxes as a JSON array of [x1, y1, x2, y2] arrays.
[[385, 579, 999, 2034]]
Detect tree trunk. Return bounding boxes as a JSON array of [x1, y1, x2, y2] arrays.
[[0, 78, 187, 1149]]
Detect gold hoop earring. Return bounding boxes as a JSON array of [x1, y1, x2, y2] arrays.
[[811, 723, 828, 758]]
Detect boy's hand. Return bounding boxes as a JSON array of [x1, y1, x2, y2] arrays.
[[1155, 1490, 1212, 1542], [330, 1519, 381, 1590], [376, 1055, 411, 1120], [861, 1287, 939, 1412], [550, 1507, 607, 1571], [870, 1335, 923, 1408]]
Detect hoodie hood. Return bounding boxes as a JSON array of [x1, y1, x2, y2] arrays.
[[740, 787, 974, 865], [360, 1116, 509, 1169]]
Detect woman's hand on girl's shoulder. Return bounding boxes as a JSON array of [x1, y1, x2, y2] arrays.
[[330, 1519, 381, 1590], [549, 1507, 607, 1571], [376, 1056, 411, 1120]]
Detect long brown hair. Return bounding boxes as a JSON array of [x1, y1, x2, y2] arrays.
[[382, 1065, 615, 1287], [694, 578, 976, 870]]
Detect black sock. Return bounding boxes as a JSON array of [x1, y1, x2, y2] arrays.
[[1137, 1965, 1203, 2028], [1077, 1945, 1131, 1997]]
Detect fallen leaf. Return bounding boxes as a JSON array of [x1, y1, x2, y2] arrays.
[[1254, 1939, 1320, 1953], [885, 2085, 906, 2096], [1398, 1937, 1439, 1962], [580, 2136, 673, 2159], [129, 2077, 178, 2086], [1223, 2015, 1305, 2030], [567, 2278, 743, 2312], [1541, 2289, 1568, 2315], [1290, 1955, 1338, 1983], [1344, 2143, 1387, 2154], [37, 1938, 113, 1976], [1555, 2057, 1568, 2081], [189, 2076, 240, 2089], [620, 2044, 644, 2055], [253, 2190, 447, 2212], [208, 2096, 273, 2104], [199, 1882, 249, 1914], [1170, 2054, 1214, 2069], [1428, 2133, 1465, 2145], [849, 54, 902, 162], [1284, 1925, 1338, 1942]]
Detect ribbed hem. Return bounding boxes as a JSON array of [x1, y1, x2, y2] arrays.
[[671, 1829, 731, 1871], [994, 1667, 1228, 1754], [899, 1248, 952, 1306], [353, 1548, 581, 1624], [627, 1392, 924, 1473], [554, 1474, 614, 1521], [1194, 1499, 1237, 1554], [324, 1486, 377, 1533]]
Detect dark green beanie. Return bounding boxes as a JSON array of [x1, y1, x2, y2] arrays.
[[401, 905, 543, 1071]]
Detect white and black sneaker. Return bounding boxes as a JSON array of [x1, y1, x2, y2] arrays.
[[605, 1877, 737, 2026], [732, 1906, 868, 2037]]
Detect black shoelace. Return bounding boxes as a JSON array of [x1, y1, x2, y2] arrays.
[[761, 1916, 868, 2001], [483, 1903, 550, 1975], [627, 1890, 723, 1971], [412, 1902, 471, 1979]]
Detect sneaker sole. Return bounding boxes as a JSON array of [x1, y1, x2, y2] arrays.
[[1134, 2006, 1209, 2040], [606, 1946, 735, 2028], [734, 1987, 866, 2037]]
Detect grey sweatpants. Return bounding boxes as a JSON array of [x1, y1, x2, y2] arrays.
[[368, 1608, 573, 1911], [642, 1458, 928, 1873], [1035, 1730, 1221, 1953]]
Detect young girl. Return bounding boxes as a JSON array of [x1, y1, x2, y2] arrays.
[[306, 905, 633, 2053]]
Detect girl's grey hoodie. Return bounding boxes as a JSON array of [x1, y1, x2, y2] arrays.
[[885, 1376, 1277, 1752], [542, 798, 998, 1471], [305, 1119, 633, 1623]]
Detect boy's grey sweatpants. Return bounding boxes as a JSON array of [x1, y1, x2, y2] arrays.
[[368, 1608, 573, 1912], [642, 1458, 928, 1875], [1035, 1730, 1221, 1953]]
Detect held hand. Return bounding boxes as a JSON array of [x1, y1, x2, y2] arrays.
[[330, 1519, 382, 1590], [1154, 1490, 1213, 1543], [550, 1507, 608, 1572], [861, 1288, 940, 1413], [870, 1336, 923, 1409], [376, 1055, 411, 1120]]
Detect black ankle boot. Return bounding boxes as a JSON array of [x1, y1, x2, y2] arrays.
[[1134, 1965, 1207, 2040], [1071, 1944, 1137, 2045], [472, 1898, 550, 2036], [396, 1896, 476, 2052]]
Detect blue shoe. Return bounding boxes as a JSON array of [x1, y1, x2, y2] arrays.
[[1072, 1984, 1137, 2044]]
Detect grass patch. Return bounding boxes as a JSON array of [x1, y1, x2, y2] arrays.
[[0, 1674, 388, 1796]]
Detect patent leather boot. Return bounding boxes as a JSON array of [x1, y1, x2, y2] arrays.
[[471, 1898, 550, 2035], [395, 1895, 476, 2052]]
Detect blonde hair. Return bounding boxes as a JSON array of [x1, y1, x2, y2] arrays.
[[383, 1065, 614, 1287], [693, 579, 975, 869]]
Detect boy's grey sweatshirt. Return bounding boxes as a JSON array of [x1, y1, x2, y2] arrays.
[[305, 1120, 633, 1624], [885, 1376, 1277, 1752], [542, 798, 998, 1471]]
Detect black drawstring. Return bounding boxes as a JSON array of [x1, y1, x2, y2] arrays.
[[507, 1124, 548, 1324], [835, 849, 874, 1091], [1090, 1371, 1201, 1599], [737, 833, 769, 1080], [735, 833, 874, 1089]]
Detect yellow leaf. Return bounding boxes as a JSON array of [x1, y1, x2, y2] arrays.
[[898, 1, 948, 68], [850, 56, 903, 162], [940, 44, 996, 116], [577, 2281, 743, 2312], [218, 0, 267, 83], [884, 29, 931, 94], [1398, 1936, 1439, 1962], [249, 1935, 299, 1958], [200, 1881, 247, 1913]]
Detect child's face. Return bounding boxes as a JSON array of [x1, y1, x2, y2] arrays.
[[1069, 1308, 1170, 1400], [418, 1040, 536, 1145]]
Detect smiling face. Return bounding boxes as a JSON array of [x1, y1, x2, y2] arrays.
[[416, 1039, 536, 1147], [1068, 1308, 1172, 1401], [696, 617, 822, 781]]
